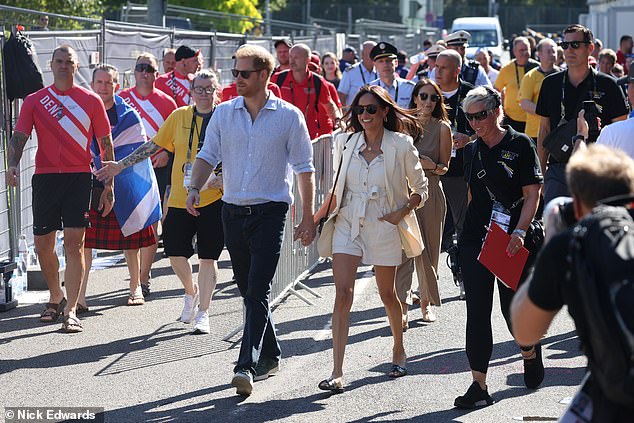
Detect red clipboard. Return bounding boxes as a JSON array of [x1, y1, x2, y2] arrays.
[[477, 222, 529, 291]]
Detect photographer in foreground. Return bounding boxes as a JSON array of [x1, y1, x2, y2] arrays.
[[511, 143, 634, 422]]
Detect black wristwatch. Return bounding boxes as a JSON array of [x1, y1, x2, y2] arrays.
[[572, 134, 586, 144]]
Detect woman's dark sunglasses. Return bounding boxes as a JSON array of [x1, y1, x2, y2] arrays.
[[559, 41, 590, 50], [352, 104, 379, 115], [134, 63, 156, 73], [465, 109, 492, 121], [231, 68, 258, 79], [418, 93, 441, 102]]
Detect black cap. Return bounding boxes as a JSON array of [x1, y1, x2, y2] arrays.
[[175, 45, 198, 61], [274, 39, 292, 48], [370, 42, 398, 61]]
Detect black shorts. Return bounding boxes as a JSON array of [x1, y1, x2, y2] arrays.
[[163, 201, 224, 260], [32, 173, 92, 236]]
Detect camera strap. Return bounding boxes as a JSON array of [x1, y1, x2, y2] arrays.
[[558, 69, 598, 125]]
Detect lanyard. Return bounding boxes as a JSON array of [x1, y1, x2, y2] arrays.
[[359, 64, 377, 84], [514, 61, 523, 88], [449, 88, 462, 130], [559, 69, 598, 122], [382, 79, 399, 103], [186, 107, 213, 163]]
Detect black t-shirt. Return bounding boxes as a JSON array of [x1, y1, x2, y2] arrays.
[[444, 80, 475, 177], [461, 126, 543, 242], [528, 230, 634, 422], [536, 69, 629, 132]]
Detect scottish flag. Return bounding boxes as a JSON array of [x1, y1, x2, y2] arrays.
[[92, 95, 162, 237]]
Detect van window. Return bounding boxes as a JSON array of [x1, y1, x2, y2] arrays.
[[464, 30, 498, 48]]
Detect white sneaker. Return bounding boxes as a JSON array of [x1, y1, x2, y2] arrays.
[[192, 310, 210, 334], [178, 292, 199, 323]]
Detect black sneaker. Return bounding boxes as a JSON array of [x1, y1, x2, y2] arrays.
[[254, 357, 280, 381], [523, 343, 544, 389], [454, 382, 494, 409]]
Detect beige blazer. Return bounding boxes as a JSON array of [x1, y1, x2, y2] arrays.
[[319, 129, 428, 258]]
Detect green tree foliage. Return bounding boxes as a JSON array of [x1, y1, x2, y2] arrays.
[[169, 0, 262, 34], [1, 0, 103, 30]]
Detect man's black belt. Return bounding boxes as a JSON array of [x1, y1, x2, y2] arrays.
[[225, 201, 287, 216]]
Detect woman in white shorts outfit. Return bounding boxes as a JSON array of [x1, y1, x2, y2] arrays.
[[315, 85, 428, 393]]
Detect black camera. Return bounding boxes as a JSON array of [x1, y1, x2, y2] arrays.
[[582, 100, 602, 143], [445, 236, 465, 300]]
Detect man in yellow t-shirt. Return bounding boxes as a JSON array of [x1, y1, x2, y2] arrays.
[[519, 38, 560, 140], [494, 36, 539, 133], [97, 69, 223, 335]]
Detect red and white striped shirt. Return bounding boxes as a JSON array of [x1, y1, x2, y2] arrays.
[[155, 70, 192, 108], [118, 87, 177, 140], [15, 84, 110, 174]]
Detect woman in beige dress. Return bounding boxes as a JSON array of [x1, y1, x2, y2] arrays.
[[314, 85, 428, 393], [396, 78, 452, 329]]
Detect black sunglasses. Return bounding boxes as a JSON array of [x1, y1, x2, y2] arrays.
[[465, 109, 492, 121], [134, 63, 156, 73], [418, 93, 441, 102], [352, 104, 379, 115], [231, 68, 259, 79], [559, 41, 590, 50]]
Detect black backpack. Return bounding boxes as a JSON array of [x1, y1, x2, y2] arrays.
[[275, 70, 322, 115], [3, 30, 44, 100], [569, 204, 634, 406]]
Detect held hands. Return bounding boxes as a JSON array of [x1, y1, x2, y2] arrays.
[[185, 190, 201, 217], [294, 216, 317, 246], [151, 150, 170, 168], [95, 161, 123, 182], [506, 232, 525, 257], [6, 166, 19, 187]]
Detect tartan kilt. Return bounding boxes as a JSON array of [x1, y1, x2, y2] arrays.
[[85, 209, 156, 250]]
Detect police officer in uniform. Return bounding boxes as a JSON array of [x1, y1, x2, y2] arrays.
[[431, 30, 491, 87], [369, 41, 416, 108], [338, 41, 378, 108]]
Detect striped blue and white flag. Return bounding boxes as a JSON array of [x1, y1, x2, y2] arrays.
[[92, 95, 162, 237]]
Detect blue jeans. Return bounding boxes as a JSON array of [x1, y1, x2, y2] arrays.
[[222, 201, 288, 375]]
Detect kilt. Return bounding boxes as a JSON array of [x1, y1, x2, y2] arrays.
[[85, 209, 156, 250]]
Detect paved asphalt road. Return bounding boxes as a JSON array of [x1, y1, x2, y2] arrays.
[[0, 246, 585, 423]]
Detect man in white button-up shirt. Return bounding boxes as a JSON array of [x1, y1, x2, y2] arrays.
[[186, 44, 316, 397]]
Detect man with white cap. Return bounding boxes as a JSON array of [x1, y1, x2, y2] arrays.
[[338, 41, 378, 108], [430, 30, 491, 87], [368, 41, 415, 108]]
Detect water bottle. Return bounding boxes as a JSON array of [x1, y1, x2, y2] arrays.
[[28, 246, 37, 266], [409, 52, 426, 65], [18, 234, 28, 274], [55, 231, 65, 269]]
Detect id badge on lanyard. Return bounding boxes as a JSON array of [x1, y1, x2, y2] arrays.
[[489, 201, 511, 233], [183, 162, 193, 188]]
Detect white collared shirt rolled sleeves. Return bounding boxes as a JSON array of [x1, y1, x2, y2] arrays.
[[197, 94, 314, 206], [404, 137, 429, 208], [369, 77, 415, 109]]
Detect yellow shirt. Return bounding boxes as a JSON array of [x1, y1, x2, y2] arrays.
[[494, 60, 529, 122], [518, 67, 547, 138], [153, 105, 222, 209]]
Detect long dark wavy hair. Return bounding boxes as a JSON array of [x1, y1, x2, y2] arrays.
[[344, 85, 422, 140], [408, 78, 449, 122]]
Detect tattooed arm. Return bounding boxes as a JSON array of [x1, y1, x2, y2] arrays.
[[96, 134, 116, 216], [6, 131, 29, 187], [95, 140, 161, 182]]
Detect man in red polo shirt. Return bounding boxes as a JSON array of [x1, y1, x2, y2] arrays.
[[119, 52, 177, 297], [155, 45, 201, 107], [6, 45, 113, 333], [271, 43, 341, 139]]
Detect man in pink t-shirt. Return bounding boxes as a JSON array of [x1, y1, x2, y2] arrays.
[[155, 45, 201, 107], [119, 52, 177, 297], [6, 45, 113, 333]]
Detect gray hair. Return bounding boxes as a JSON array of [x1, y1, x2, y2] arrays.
[[513, 36, 530, 49], [462, 86, 502, 118], [537, 38, 557, 52], [191, 69, 221, 105], [436, 49, 462, 69]]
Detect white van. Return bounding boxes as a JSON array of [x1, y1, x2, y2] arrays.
[[451, 17, 504, 61]]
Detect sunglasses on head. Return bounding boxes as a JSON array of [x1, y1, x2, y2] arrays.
[[352, 104, 379, 115], [134, 63, 156, 73], [465, 109, 492, 121], [231, 68, 259, 79], [559, 41, 590, 50], [418, 93, 441, 102]]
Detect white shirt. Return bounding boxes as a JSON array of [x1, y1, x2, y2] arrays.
[[597, 117, 634, 159]]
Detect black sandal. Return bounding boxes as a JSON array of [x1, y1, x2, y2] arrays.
[[388, 364, 408, 378], [61, 315, 83, 333], [39, 298, 67, 323], [318, 377, 344, 394]]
